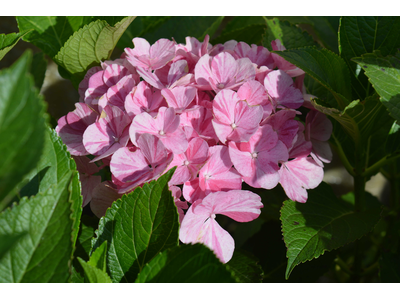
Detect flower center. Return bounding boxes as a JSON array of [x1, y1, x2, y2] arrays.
[[211, 213, 216, 219], [231, 123, 237, 129], [251, 152, 258, 159], [183, 160, 190, 166], [204, 173, 212, 180], [217, 83, 225, 89], [159, 129, 165, 136]]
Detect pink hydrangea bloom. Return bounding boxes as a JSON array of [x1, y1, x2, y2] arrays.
[[83, 105, 131, 162], [264, 70, 304, 110], [271, 39, 305, 77], [212, 89, 263, 143], [73, 156, 101, 207], [179, 190, 263, 263], [194, 52, 255, 92], [125, 37, 176, 71], [56, 102, 98, 156], [229, 125, 288, 189], [130, 107, 188, 154], [90, 181, 120, 218]]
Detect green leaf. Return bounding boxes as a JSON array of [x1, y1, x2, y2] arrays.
[[91, 168, 179, 283], [281, 182, 381, 279], [263, 18, 316, 50], [226, 251, 264, 283], [54, 17, 135, 88], [339, 17, 400, 100], [0, 232, 27, 260], [379, 252, 400, 283], [0, 30, 32, 61], [273, 47, 352, 110], [17, 17, 88, 58], [78, 258, 112, 283], [212, 24, 267, 46], [353, 51, 400, 124], [223, 16, 266, 33], [77, 240, 112, 283], [88, 241, 107, 272], [0, 171, 81, 282], [30, 52, 47, 91], [146, 16, 224, 45], [385, 121, 400, 154], [0, 51, 47, 209], [135, 244, 237, 283]]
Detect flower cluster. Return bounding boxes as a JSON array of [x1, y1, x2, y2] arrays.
[[56, 35, 332, 263]]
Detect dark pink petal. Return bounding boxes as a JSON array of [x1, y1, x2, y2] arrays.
[[90, 181, 120, 218], [79, 66, 102, 102], [279, 156, 324, 203], [56, 103, 98, 156], [182, 177, 206, 203], [99, 74, 137, 111], [306, 110, 332, 142]]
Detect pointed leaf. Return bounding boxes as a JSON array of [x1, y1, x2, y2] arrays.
[[88, 241, 107, 272], [226, 250, 264, 283], [0, 232, 27, 261], [135, 244, 237, 283], [0, 51, 47, 209], [353, 51, 400, 124], [78, 258, 112, 283], [0, 170, 81, 282], [0, 30, 32, 61], [280, 182, 381, 279], [263, 18, 316, 50], [273, 47, 352, 110], [54, 17, 135, 87], [91, 167, 179, 283]]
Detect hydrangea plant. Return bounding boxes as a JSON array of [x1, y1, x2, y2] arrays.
[[1, 16, 400, 284]]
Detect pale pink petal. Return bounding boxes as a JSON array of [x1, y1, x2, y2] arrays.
[[212, 89, 238, 124], [279, 156, 324, 203], [194, 54, 213, 89], [161, 86, 197, 113], [237, 80, 269, 106]]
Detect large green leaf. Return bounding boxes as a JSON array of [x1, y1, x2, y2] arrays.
[[226, 251, 264, 283], [339, 17, 400, 100], [263, 18, 316, 50], [212, 24, 266, 46], [0, 171, 81, 282], [0, 232, 27, 261], [119, 16, 224, 48], [0, 30, 32, 61], [280, 182, 381, 279], [91, 168, 179, 283], [135, 244, 237, 283], [54, 17, 135, 88], [353, 51, 400, 124], [0, 51, 47, 209], [273, 47, 352, 110]]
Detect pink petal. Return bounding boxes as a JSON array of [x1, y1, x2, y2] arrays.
[[279, 157, 324, 203], [237, 80, 269, 106], [90, 181, 120, 218]]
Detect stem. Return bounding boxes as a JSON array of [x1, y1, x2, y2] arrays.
[[354, 175, 366, 212], [331, 133, 356, 176], [364, 152, 400, 178], [335, 256, 354, 275]]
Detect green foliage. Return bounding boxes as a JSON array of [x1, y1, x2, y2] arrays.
[[264, 18, 316, 50], [0, 30, 32, 61], [78, 241, 112, 283], [0, 51, 47, 208], [353, 51, 400, 124], [273, 47, 352, 110], [119, 16, 224, 48], [54, 17, 134, 88], [226, 251, 264, 283], [91, 168, 179, 283], [135, 244, 237, 283], [379, 252, 400, 282], [280, 182, 381, 279], [212, 24, 266, 46]]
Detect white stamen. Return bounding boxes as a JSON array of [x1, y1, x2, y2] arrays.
[[183, 160, 190, 166], [251, 152, 258, 159], [231, 123, 237, 129], [159, 130, 165, 136], [217, 83, 225, 89], [211, 213, 216, 219]]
